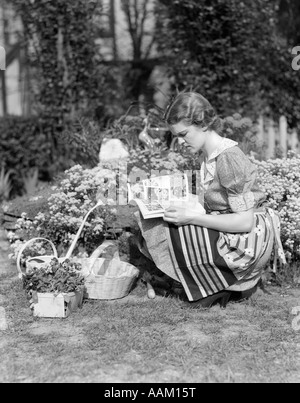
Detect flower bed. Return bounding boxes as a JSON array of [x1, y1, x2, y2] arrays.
[[5, 148, 300, 283], [254, 151, 300, 260]]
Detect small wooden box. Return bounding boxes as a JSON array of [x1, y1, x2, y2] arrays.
[[32, 291, 83, 318]]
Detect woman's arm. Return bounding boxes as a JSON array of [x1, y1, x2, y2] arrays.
[[163, 207, 254, 233]]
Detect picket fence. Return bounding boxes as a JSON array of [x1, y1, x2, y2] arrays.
[[257, 115, 299, 159]]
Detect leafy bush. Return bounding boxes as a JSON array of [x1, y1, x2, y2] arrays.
[[103, 114, 145, 149], [103, 107, 171, 151], [14, 0, 103, 121], [57, 117, 104, 167], [155, 0, 300, 128], [0, 115, 107, 198], [223, 113, 263, 157], [8, 164, 119, 261], [254, 151, 300, 261], [0, 116, 53, 197]]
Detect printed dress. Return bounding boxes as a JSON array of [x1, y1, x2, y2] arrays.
[[135, 138, 286, 301]]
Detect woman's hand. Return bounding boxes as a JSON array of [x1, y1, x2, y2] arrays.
[[163, 206, 193, 226], [163, 206, 254, 233]]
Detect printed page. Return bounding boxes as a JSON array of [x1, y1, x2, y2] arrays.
[[142, 173, 188, 208], [128, 173, 196, 218], [169, 173, 189, 201], [133, 198, 165, 218], [127, 182, 165, 218], [127, 181, 145, 201]]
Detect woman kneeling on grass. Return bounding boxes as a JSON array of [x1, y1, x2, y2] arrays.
[[135, 91, 286, 309]]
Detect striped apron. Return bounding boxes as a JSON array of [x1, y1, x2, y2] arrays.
[[165, 207, 286, 301]]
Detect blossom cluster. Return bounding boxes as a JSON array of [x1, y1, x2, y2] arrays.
[[127, 147, 202, 175], [254, 151, 300, 257], [38, 164, 119, 250], [8, 164, 119, 261]]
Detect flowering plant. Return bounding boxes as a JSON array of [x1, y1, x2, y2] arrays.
[[8, 164, 119, 261], [254, 151, 300, 259], [23, 257, 85, 295]]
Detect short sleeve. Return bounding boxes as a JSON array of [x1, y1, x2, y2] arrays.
[[216, 148, 255, 212]]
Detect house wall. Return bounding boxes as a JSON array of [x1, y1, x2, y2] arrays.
[[0, 3, 22, 116], [1, 58, 22, 115], [0, 0, 163, 116]]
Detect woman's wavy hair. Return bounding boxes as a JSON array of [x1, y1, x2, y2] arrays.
[[163, 91, 223, 133]]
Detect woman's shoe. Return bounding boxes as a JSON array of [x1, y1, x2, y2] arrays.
[[230, 284, 258, 302], [183, 290, 232, 309]]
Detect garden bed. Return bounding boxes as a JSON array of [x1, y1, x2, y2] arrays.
[[2, 190, 140, 236]]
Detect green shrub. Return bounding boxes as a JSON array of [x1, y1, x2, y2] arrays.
[[56, 117, 103, 167], [104, 114, 145, 149], [0, 115, 106, 198], [0, 116, 53, 197], [223, 113, 264, 157], [254, 151, 300, 261], [155, 0, 300, 128], [8, 164, 119, 261]]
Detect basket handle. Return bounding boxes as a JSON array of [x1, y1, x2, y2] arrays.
[[90, 240, 120, 260], [64, 201, 104, 259], [82, 240, 120, 276], [16, 237, 58, 278]]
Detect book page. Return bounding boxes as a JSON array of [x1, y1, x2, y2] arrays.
[[127, 182, 165, 218], [127, 181, 145, 201], [142, 173, 188, 208], [128, 173, 204, 218], [169, 173, 189, 201], [130, 197, 165, 219]]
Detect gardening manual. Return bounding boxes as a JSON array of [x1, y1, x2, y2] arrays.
[[127, 172, 206, 219]]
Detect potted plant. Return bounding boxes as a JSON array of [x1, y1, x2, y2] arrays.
[[23, 257, 85, 318]]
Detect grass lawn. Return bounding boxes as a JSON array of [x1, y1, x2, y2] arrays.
[[1, 257, 300, 384]]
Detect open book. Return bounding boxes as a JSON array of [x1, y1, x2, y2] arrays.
[[128, 173, 206, 219]]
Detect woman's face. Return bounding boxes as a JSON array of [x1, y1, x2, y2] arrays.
[[171, 121, 206, 154]]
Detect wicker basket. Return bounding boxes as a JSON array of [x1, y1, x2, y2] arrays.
[[80, 240, 139, 300], [16, 202, 140, 301]]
